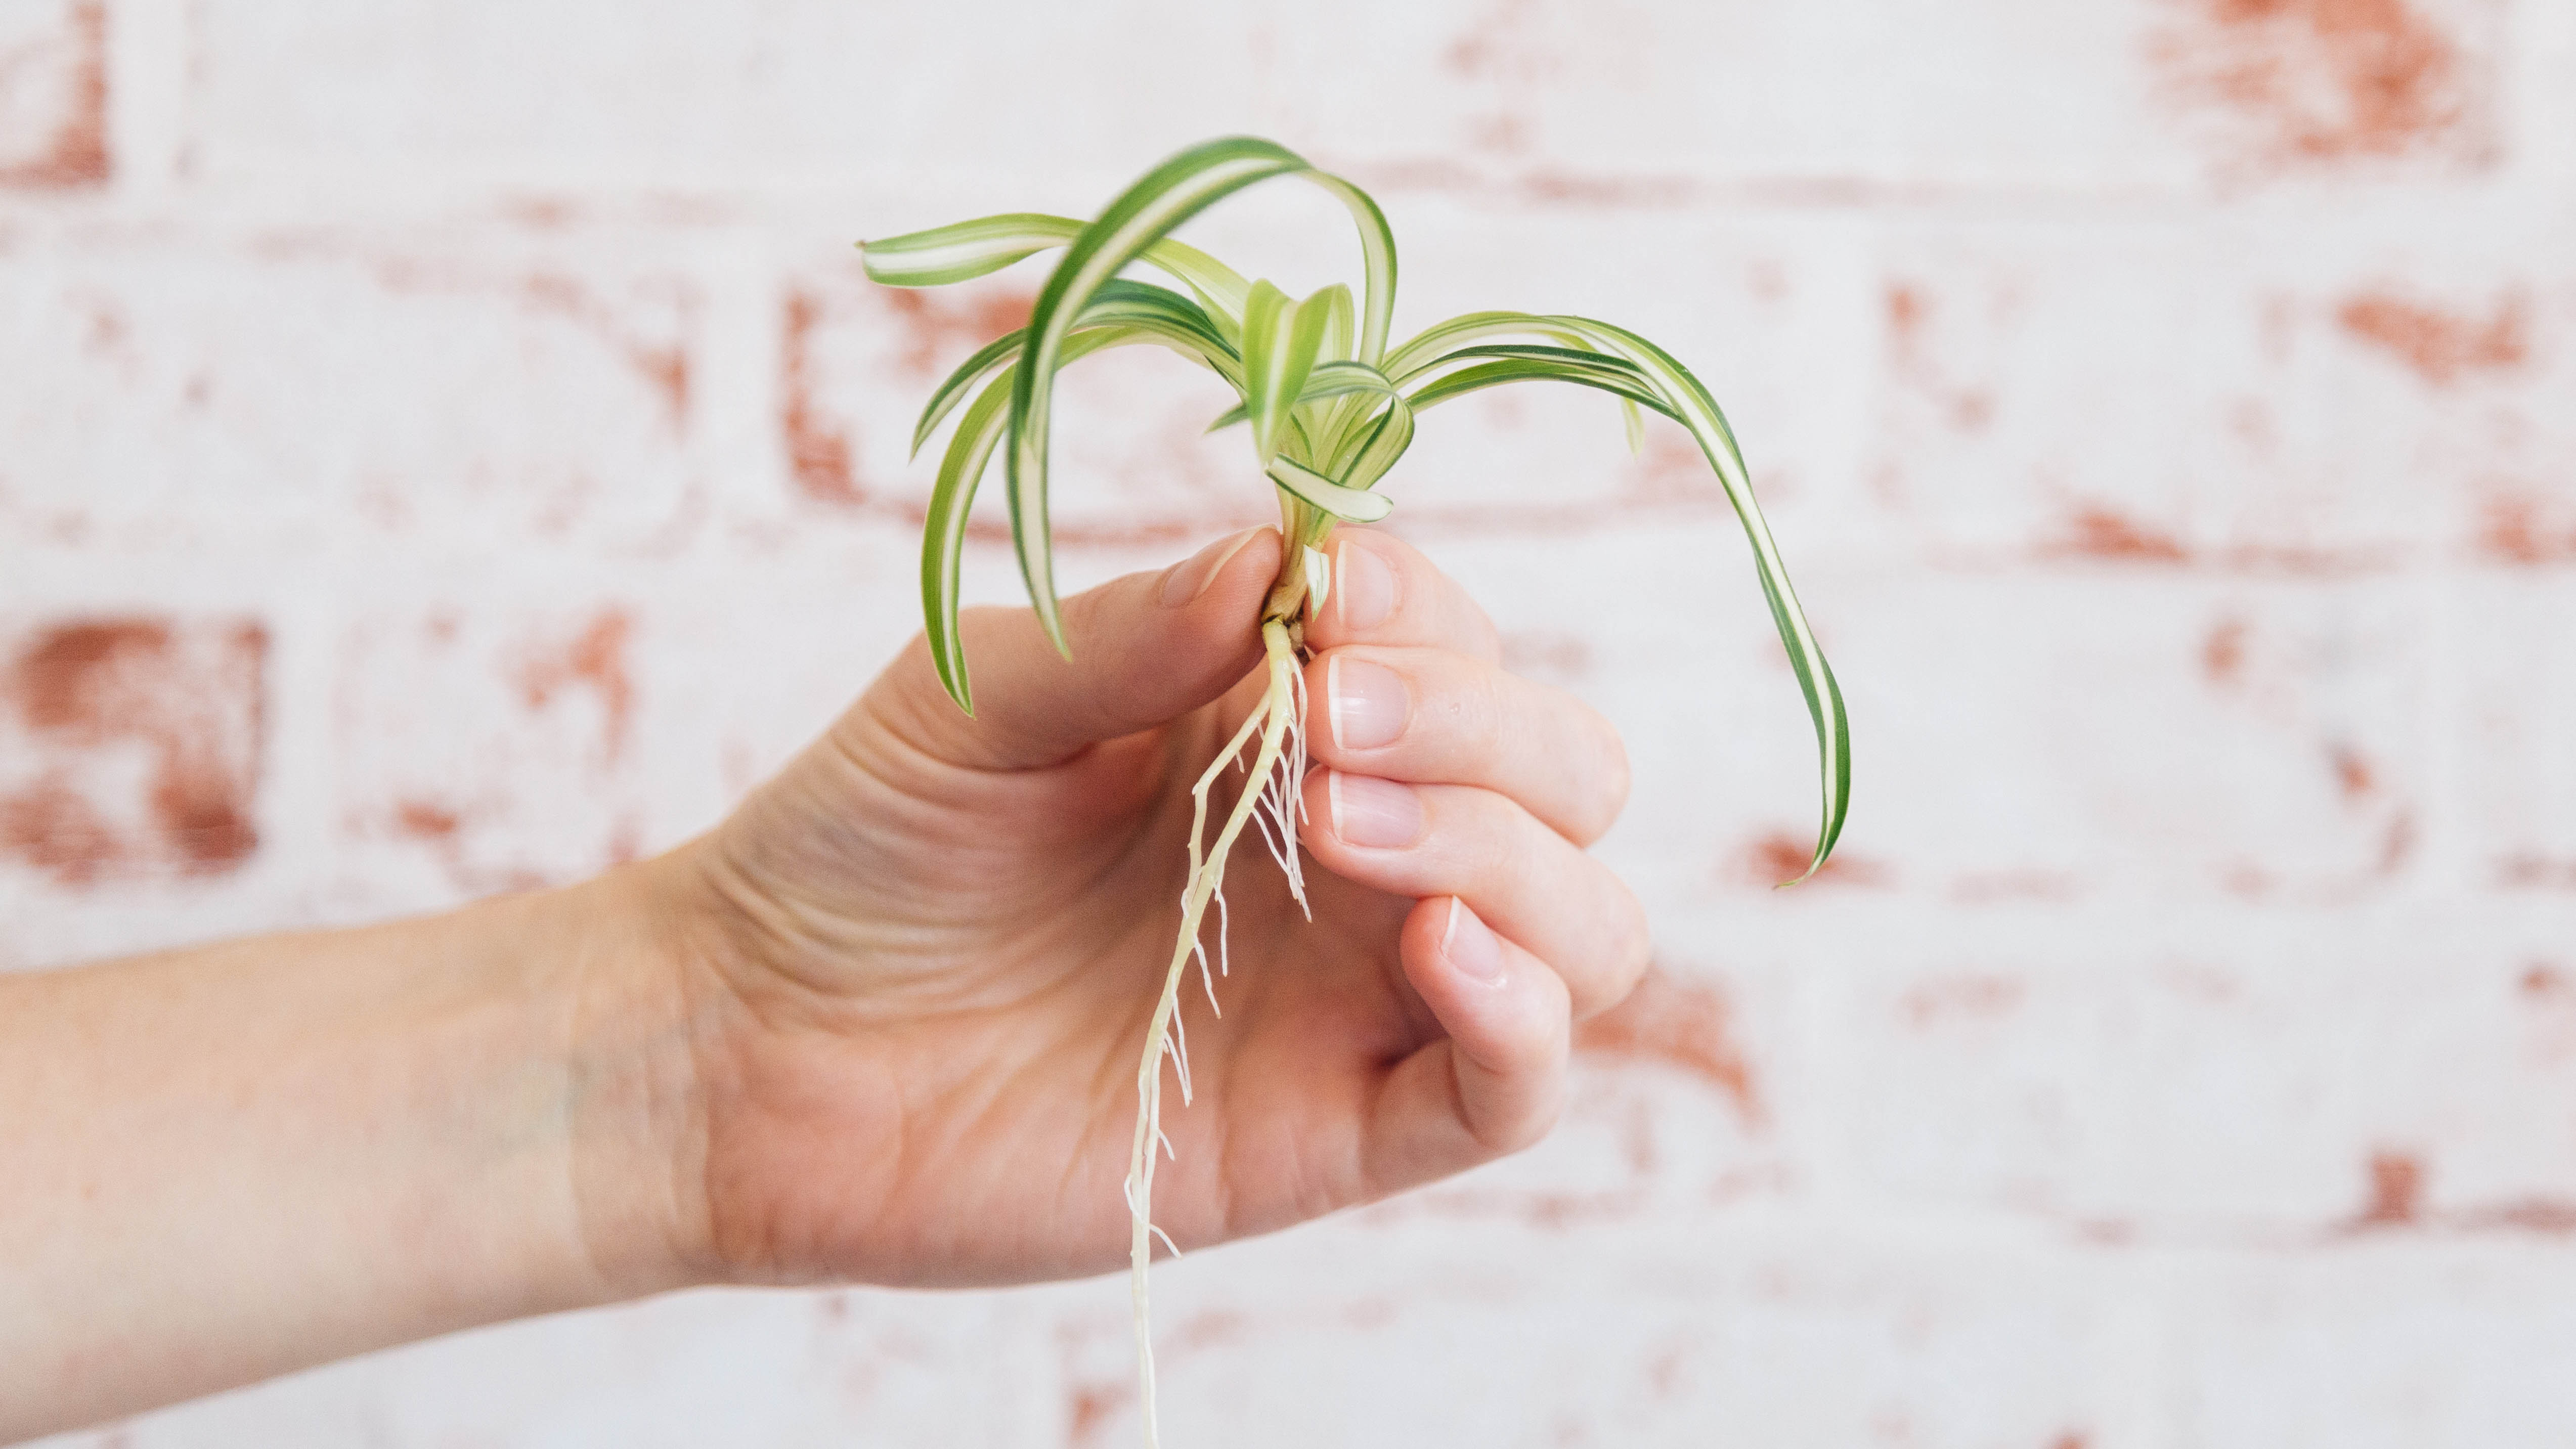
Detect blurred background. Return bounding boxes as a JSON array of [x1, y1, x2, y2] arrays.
[[5, 0, 2575, 1444]]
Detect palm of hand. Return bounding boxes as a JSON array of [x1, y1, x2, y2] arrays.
[[669, 529, 1642, 1289]]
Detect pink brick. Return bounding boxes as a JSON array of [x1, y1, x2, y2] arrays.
[[1871, 214, 2576, 564], [2172, 1246, 2576, 1447], [0, 0, 106, 189], [318, 566, 928, 915], [0, 616, 266, 888], [1527, 538, 2427, 903], [2460, 574, 2576, 888], [778, 255, 1269, 552], [1055, 1220, 2156, 1448], [2144, 0, 2506, 187], [0, 237, 701, 554], [1295, 0, 2499, 197], [9, 1, 2576, 1442], [1338, 201, 1870, 554], [332, 603, 669, 900], [1825, 908, 2576, 1229], [78, 1289, 1057, 1446], [182, 1, 2516, 198], [188, 4, 1269, 189], [1292, 1, 2212, 197]]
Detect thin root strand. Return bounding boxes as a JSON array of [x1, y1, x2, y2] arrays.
[[1126, 618, 1305, 1449]]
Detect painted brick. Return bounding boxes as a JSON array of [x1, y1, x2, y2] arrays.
[[1286, 0, 2214, 197], [1517, 536, 2430, 905], [330, 602, 658, 900], [186, 2, 1271, 192], [2170, 1245, 2576, 1447], [1871, 211, 2576, 564], [0, 0, 106, 189], [1051, 1218, 2161, 1448], [775, 252, 1269, 551], [1818, 906, 2576, 1231], [57, 1290, 1059, 1449], [9, 0, 2576, 1443], [2459, 572, 2576, 889], [2144, 0, 2508, 186], [778, 200, 1875, 570], [181, 0, 2509, 197], [0, 235, 702, 556], [0, 616, 266, 888]]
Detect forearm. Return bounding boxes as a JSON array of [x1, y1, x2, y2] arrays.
[[0, 863, 707, 1441]]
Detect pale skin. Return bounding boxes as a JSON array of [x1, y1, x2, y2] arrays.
[[0, 527, 1647, 1442]]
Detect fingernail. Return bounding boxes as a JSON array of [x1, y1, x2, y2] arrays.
[[1328, 770, 1422, 849], [1334, 537, 1397, 633], [1327, 655, 1408, 752], [1161, 528, 1260, 607], [1442, 898, 1506, 986]]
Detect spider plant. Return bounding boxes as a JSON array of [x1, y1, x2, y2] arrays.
[[860, 135, 1848, 1446]]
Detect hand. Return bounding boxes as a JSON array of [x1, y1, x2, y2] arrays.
[[644, 526, 1646, 1288]]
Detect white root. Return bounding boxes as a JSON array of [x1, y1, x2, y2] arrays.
[[1127, 617, 1307, 1449]]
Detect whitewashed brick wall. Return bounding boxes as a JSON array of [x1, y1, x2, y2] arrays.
[[6, 1, 2573, 1444]]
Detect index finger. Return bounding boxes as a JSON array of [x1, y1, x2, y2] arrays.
[[1301, 529, 1501, 663]]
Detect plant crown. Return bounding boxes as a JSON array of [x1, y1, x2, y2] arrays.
[[861, 136, 1848, 876]]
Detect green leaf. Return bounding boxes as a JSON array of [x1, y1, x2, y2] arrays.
[[1338, 394, 1414, 494], [1240, 281, 1347, 466], [920, 368, 1017, 711], [860, 212, 1253, 329], [1265, 455, 1394, 523], [1128, 236, 1252, 331], [1301, 173, 1398, 366], [1544, 314, 1850, 877], [1237, 282, 1290, 456], [1202, 359, 1397, 434], [911, 280, 1242, 459], [1320, 284, 1356, 365], [1306, 359, 1401, 400], [1380, 310, 1848, 875], [861, 212, 1082, 288], [920, 328, 1143, 711], [909, 328, 1029, 460], [1383, 311, 1596, 377], [1404, 357, 1678, 420], [1399, 342, 1649, 382], [1005, 137, 1400, 651]]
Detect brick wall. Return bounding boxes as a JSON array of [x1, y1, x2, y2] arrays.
[[7, 1, 2573, 1444]]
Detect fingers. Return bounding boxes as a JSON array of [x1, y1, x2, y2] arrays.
[[1302, 529, 1501, 663], [872, 528, 1283, 771], [1306, 645, 1630, 847], [1299, 773, 1650, 1022], [1363, 897, 1570, 1184]]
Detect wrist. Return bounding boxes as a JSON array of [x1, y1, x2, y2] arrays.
[[549, 848, 727, 1301]]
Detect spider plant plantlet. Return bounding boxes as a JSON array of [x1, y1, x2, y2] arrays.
[[859, 135, 1849, 1446]]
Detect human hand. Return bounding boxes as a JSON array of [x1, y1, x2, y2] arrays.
[[636, 526, 1646, 1289]]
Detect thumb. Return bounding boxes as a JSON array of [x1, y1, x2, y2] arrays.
[[879, 527, 1284, 770]]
